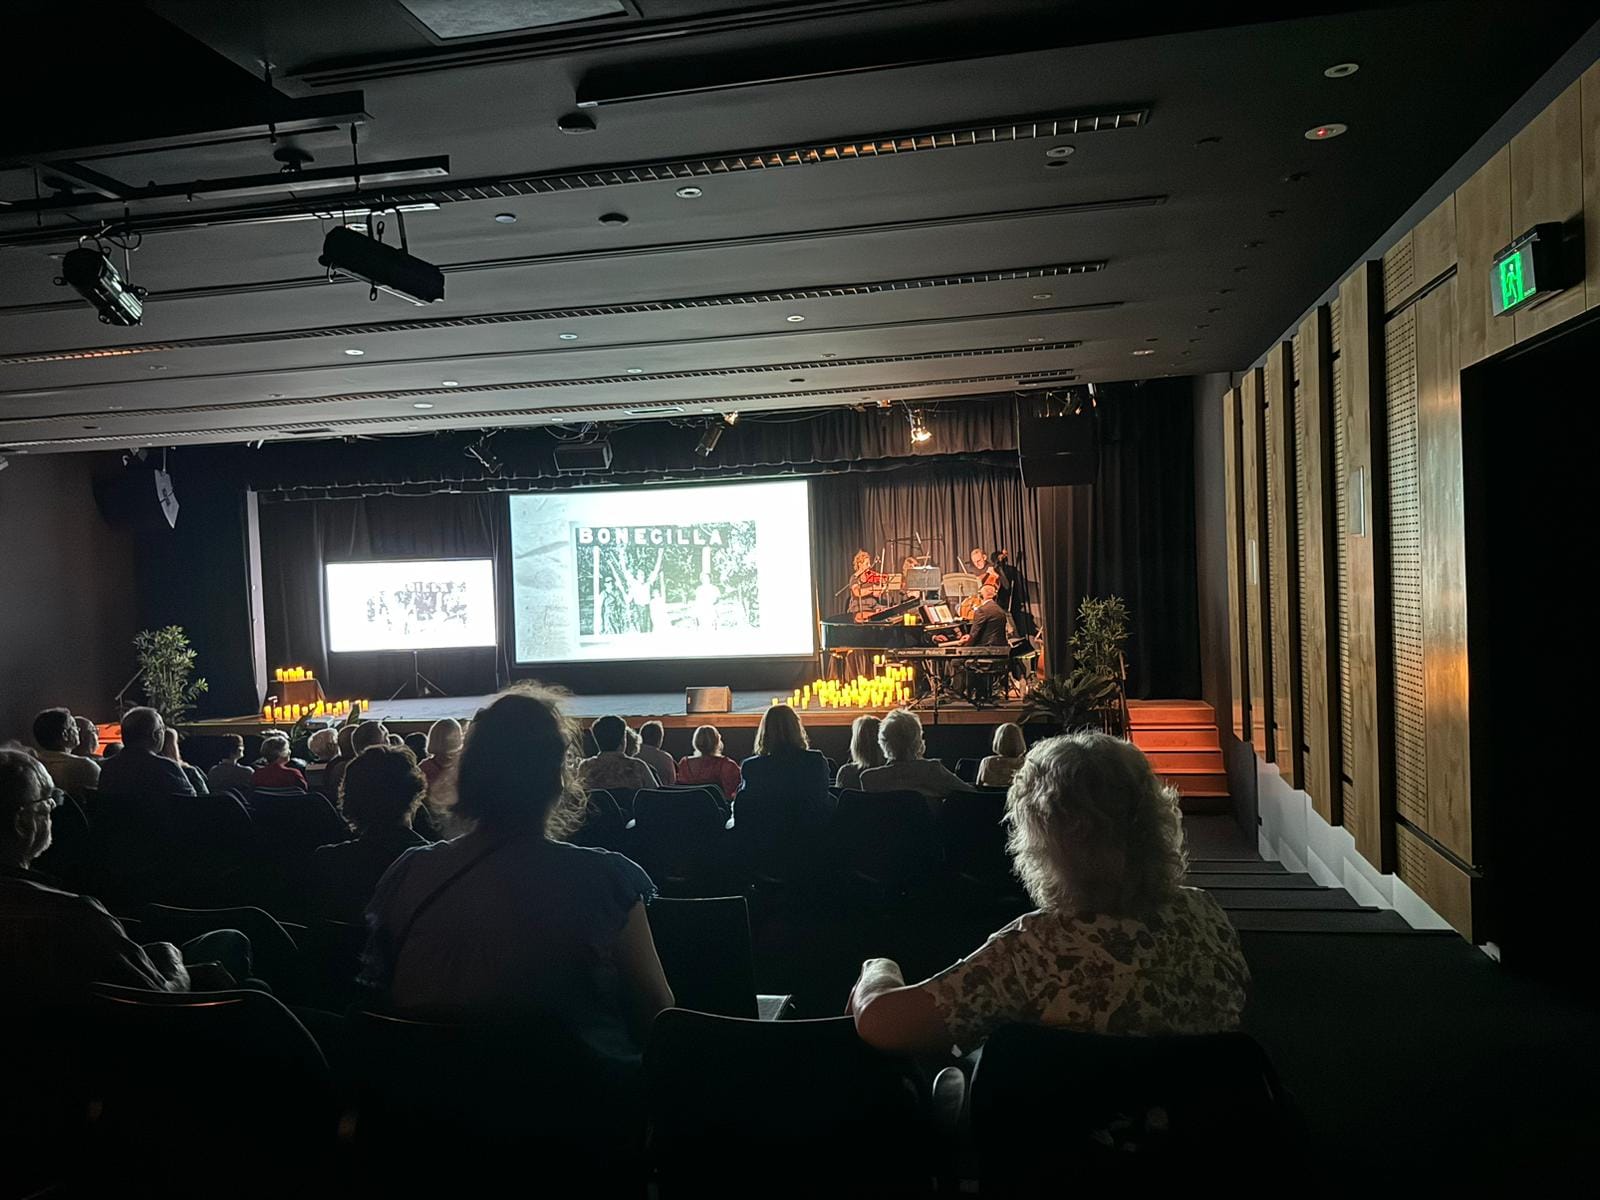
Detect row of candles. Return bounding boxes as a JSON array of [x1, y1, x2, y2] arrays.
[[261, 698, 369, 724], [274, 666, 315, 682], [772, 658, 916, 711]]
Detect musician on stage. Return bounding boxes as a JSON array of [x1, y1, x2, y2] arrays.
[[847, 550, 886, 615], [968, 547, 1016, 615], [937, 583, 1008, 647]]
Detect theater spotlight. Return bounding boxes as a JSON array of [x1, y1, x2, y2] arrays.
[[465, 431, 503, 476], [695, 420, 724, 459], [57, 246, 146, 326], [908, 408, 933, 446], [319, 221, 444, 306]]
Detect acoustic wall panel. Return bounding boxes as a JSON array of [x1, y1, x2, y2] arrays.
[[1223, 387, 1249, 742], [1385, 308, 1428, 831], [1297, 306, 1342, 825], [1397, 825, 1477, 941], [1264, 340, 1302, 784], [1241, 368, 1273, 761]]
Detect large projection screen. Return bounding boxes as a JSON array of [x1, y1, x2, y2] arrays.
[[325, 558, 498, 653], [509, 478, 814, 663]]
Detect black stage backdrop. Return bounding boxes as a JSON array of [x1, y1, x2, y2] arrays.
[[254, 386, 1198, 703]]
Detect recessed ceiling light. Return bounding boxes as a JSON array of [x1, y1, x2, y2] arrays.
[[494, 212, 517, 224], [1045, 145, 1075, 159], [82, 424, 99, 430], [790, 377, 805, 384], [343, 348, 365, 356], [413, 402, 434, 410], [1145, 337, 1159, 342], [1266, 209, 1286, 219], [1243, 240, 1263, 249], [675, 186, 703, 199], [820, 352, 837, 359], [1304, 123, 1347, 141], [1194, 135, 1222, 147], [1132, 349, 1155, 356], [1324, 62, 1360, 78], [148, 364, 168, 371], [1045, 160, 1070, 169], [626, 368, 645, 374], [598, 212, 629, 225], [1026, 337, 1045, 343], [1032, 292, 1053, 300], [558, 333, 579, 341], [786, 314, 805, 323], [441, 380, 460, 387], [557, 112, 596, 134]]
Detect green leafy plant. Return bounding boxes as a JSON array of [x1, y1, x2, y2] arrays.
[[134, 626, 208, 723], [1022, 595, 1130, 732], [1069, 595, 1129, 680]]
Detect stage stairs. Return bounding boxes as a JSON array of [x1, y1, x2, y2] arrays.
[[1127, 699, 1229, 813]]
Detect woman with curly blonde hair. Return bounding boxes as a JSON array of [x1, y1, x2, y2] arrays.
[[849, 731, 1249, 1054]]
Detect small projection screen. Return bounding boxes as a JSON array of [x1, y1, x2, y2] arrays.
[[324, 558, 498, 653]]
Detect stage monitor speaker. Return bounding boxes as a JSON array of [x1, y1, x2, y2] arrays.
[[1017, 411, 1099, 486], [553, 440, 613, 474], [686, 686, 732, 714]]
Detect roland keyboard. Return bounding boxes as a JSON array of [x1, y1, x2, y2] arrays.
[[887, 645, 1013, 660]]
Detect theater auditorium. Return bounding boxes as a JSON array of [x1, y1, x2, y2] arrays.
[[2, 2, 1598, 1196]]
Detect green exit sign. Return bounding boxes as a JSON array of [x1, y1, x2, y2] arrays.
[[1491, 223, 1568, 317]]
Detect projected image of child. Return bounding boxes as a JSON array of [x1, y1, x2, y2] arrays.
[[576, 522, 758, 643]]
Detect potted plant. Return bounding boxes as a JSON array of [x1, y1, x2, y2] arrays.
[[1022, 595, 1130, 734], [133, 625, 208, 723]]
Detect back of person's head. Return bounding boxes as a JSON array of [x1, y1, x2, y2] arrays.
[[74, 716, 99, 756], [307, 728, 338, 762], [119, 707, 163, 752], [848, 715, 885, 769], [261, 735, 289, 764], [591, 714, 626, 753], [336, 723, 358, 758], [351, 721, 388, 754], [1006, 731, 1185, 918], [993, 722, 1026, 759], [340, 744, 426, 835], [161, 728, 183, 762], [692, 724, 721, 757], [425, 718, 462, 759], [32, 708, 76, 753], [222, 734, 246, 761], [450, 684, 583, 836], [102, 742, 122, 759], [624, 727, 642, 755], [640, 720, 665, 748], [0, 748, 53, 862], [403, 732, 428, 760], [878, 708, 924, 762], [754, 704, 808, 756]]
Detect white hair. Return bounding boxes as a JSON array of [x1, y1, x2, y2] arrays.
[[261, 735, 290, 764], [877, 708, 924, 763]]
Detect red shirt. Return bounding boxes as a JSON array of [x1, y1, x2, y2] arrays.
[[252, 762, 307, 790], [675, 754, 742, 800]]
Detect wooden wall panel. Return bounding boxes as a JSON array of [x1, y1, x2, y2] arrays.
[[1511, 80, 1586, 343], [1223, 387, 1249, 742], [1454, 145, 1514, 368], [1396, 825, 1478, 941], [1415, 278, 1475, 865], [1241, 368, 1273, 761], [1336, 262, 1394, 872], [1385, 309, 1428, 834], [1585, 62, 1600, 311], [1264, 341, 1302, 783], [1412, 195, 1457, 287], [1296, 306, 1341, 825]]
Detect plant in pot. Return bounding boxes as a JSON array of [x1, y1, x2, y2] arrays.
[[133, 625, 208, 723], [1023, 595, 1130, 734]]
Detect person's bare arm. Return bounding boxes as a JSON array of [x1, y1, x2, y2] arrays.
[[849, 958, 954, 1055], [141, 941, 192, 993], [616, 900, 675, 1041]]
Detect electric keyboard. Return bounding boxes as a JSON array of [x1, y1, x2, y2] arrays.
[[887, 645, 1012, 660]]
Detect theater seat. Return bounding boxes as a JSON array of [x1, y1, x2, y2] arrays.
[[571, 788, 629, 851], [646, 1009, 932, 1199], [627, 787, 733, 895], [829, 788, 943, 901], [648, 896, 792, 1020], [970, 1024, 1304, 1195], [138, 902, 303, 993]]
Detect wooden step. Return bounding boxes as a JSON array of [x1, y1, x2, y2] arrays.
[[1142, 749, 1225, 772], [1130, 726, 1221, 751], [1127, 699, 1216, 726], [1190, 873, 1321, 889], [1178, 795, 1233, 815], [1188, 859, 1287, 874], [1230, 909, 1424, 933], [1209, 888, 1363, 911], [1159, 770, 1229, 793]]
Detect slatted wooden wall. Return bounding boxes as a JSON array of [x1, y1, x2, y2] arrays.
[[1240, 368, 1272, 760], [1222, 387, 1250, 742], [1263, 341, 1302, 784]]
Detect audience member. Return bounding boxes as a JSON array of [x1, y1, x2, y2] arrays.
[[353, 721, 390, 756], [97, 708, 194, 799], [251, 728, 310, 771], [161, 728, 210, 794], [635, 720, 677, 786], [252, 735, 308, 790], [307, 745, 430, 923], [364, 685, 673, 1062], [31, 707, 99, 794], [323, 723, 359, 797], [859, 708, 973, 804], [307, 728, 340, 763], [674, 724, 741, 800], [403, 732, 428, 761], [74, 716, 101, 760], [580, 715, 658, 792], [101, 742, 122, 760], [737, 705, 832, 825], [205, 734, 256, 794], [0, 749, 249, 1007], [850, 732, 1250, 1054], [976, 722, 1027, 788], [834, 715, 884, 789], [417, 718, 462, 790]]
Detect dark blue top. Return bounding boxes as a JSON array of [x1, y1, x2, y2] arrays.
[[363, 834, 656, 1062], [96, 748, 195, 800], [736, 748, 834, 826]]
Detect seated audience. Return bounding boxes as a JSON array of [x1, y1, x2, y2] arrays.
[[205, 734, 256, 794], [835, 715, 885, 790], [850, 732, 1250, 1054], [580, 715, 658, 792], [353, 721, 390, 757], [323, 723, 359, 797], [101, 742, 122, 760], [859, 708, 973, 804], [675, 724, 741, 800], [161, 728, 210, 794], [403, 731, 428, 761], [31, 707, 99, 794], [97, 707, 194, 799], [0, 749, 249, 1007], [737, 705, 832, 825], [417, 718, 462, 790], [636, 721, 677, 786], [308, 745, 430, 923], [364, 685, 673, 1062], [74, 716, 100, 761], [251, 729, 309, 771], [252, 735, 308, 790], [976, 722, 1028, 788], [307, 728, 339, 764]]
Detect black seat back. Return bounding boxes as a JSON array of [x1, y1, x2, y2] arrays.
[[138, 902, 302, 989], [648, 896, 758, 1019], [830, 788, 943, 890], [571, 788, 629, 850], [246, 789, 348, 855], [629, 788, 730, 891], [955, 756, 981, 783], [941, 790, 1015, 885]]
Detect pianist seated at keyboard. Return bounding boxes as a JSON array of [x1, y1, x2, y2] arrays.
[[860, 708, 975, 808], [935, 583, 1008, 648]]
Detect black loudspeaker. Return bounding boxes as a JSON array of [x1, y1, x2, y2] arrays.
[[553, 440, 614, 474], [686, 686, 733, 714], [92, 461, 163, 527], [1017, 410, 1099, 486]]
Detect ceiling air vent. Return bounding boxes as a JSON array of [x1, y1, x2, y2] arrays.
[[397, 0, 627, 40]]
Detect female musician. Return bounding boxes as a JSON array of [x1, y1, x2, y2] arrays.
[[848, 550, 885, 616]]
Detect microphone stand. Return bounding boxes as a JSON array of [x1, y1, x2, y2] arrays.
[[113, 667, 144, 717]]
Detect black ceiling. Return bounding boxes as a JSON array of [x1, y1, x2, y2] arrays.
[[0, 0, 1592, 454]]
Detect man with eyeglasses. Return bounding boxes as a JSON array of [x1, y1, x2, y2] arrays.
[[0, 748, 249, 1007], [31, 707, 100, 795]]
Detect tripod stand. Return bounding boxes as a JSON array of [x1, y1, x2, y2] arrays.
[[388, 649, 447, 700]]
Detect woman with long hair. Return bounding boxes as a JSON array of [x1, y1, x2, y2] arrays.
[[835, 715, 885, 790], [736, 704, 832, 825]]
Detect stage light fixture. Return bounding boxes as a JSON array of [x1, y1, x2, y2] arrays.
[[57, 246, 146, 326], [908, 409, 932, 445], [318, 223, 444, 306], [465, 431, 503, 477], [724, 411, 741, 425], [694, 421, 724, 459]]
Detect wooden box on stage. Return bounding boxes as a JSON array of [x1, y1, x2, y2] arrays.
[[275, 678, 326, 706]]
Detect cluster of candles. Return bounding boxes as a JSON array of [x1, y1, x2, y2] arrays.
[[261, 698, 368, 723], [772, 658, 915, 711], [273, 666, 315, 682]]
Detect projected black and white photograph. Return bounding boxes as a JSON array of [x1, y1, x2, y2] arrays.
[[574, 521, 759, 640], [325, 558, 497, 653]]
